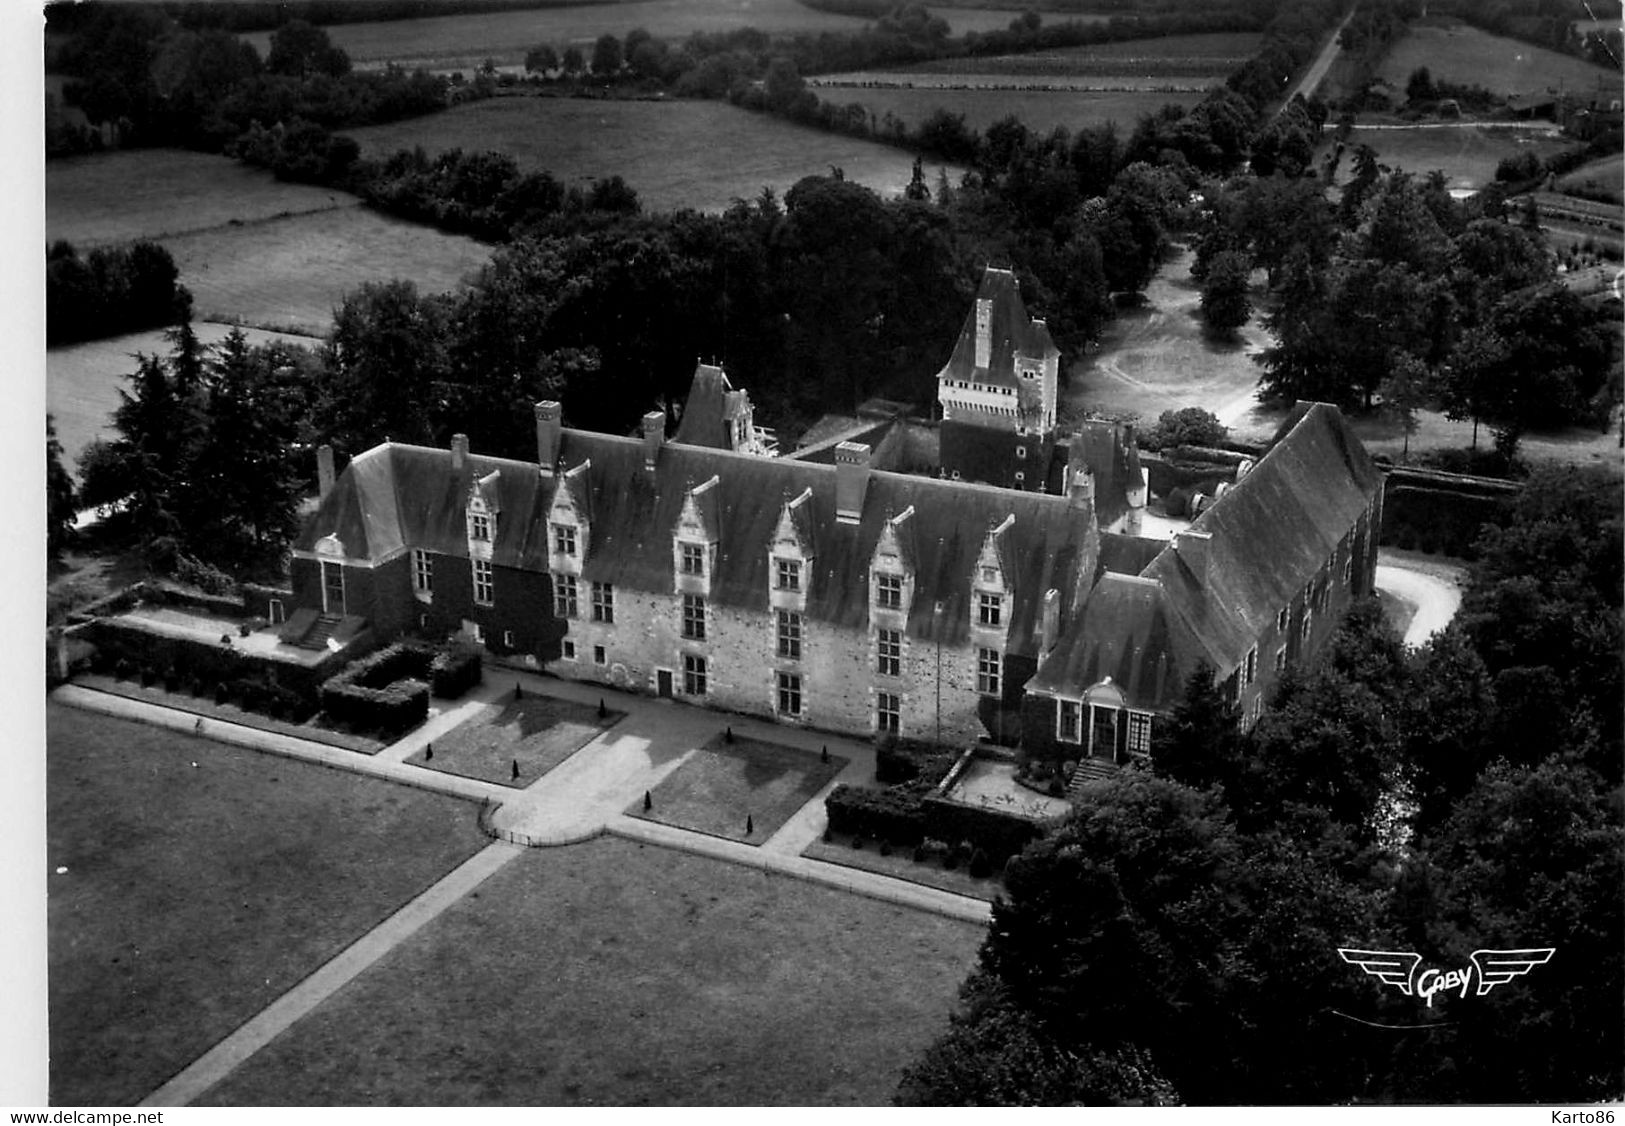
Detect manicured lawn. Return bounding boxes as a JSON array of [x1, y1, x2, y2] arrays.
[[47, 149, 355, 248], [631, 733, 847, 844], [1377, 23, 1616, 101], [239, 0, 871, 71], [48, 323, 318, 467], [162, 206, 492, 334], [197, 837, 984, 1106], [46, 703, 489, 1106], [406, 693, 623, 787], [345, 96, 946, 213]]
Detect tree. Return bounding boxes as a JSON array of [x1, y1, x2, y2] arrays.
[[1378, 350, 1429, 462], [590, 33, 623, 78], [523, 44, 558, 74], [265, 19, 349, 79], [1199, 249, 1252, 336], [47, 415, 77, 558], [560, 45, 585, 76], [1404, 65, 1435, 102], [1150, 663, 1245, 790], [1144, 407, 1227, 452], [319, 280, 451, 454]]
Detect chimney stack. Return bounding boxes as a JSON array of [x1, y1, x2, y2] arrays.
[[316, 444, 335, 500], [1175, 529, 1212, 584], [451, 433, 469, 472], [1040, 588, 1060, 654], [641, 410, 666, 470], [834, 441, 872, 524], [535, 401, 562, 474], [1068, 465, 1096, 511]]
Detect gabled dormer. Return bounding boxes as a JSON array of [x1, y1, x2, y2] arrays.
[[870, 505, 917, 623], [768, 487, 814, 611], [972, 514, 1015, 641], [548, 459, 591, 576], [465, 469, 501, 561], [673, 475, 721, 594]]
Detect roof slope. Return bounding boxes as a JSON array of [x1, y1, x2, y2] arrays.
[[1027, 573, 1188, 711], [673, 363, 733, 449], [936, 267, 1058, 390]]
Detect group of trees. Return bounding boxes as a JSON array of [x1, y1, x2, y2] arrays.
[[900, 464, 1623, 1104], [72, 323, 316, 576], [1192, 162, 1618, 459], [46, 240, 192, 346]]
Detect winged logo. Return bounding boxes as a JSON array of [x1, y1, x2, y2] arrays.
[[1470, 948, 1556, 996], [1338, 949, 1424, 995]]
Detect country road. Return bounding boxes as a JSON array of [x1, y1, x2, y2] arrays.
[[1281, 8, 1354, 110]]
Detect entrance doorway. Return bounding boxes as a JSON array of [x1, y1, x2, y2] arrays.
[[320, 560, 345, 615], [656, 669, 673, 698], [1089, 705, 1118, 761]]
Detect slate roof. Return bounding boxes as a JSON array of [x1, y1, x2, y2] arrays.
[[936, 267, 1058, 390], [298, 431, 1102, 655], [673, 363, 739, 449], [1029, 403, 1383, 708]]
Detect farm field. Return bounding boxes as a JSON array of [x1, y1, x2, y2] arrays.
[[1558, 153, 1625, 206], [1377, 23, 1616, 101], [1332, 124, 1574, 193], [47, 149, 356, 248], [240, 0, 872, 71], [161, 205, 492, 333], [197, 835, 983, 1106], [894, 30, 1261, 77], [48, 323, 317, 468], [344, 96, 950, 211], [46, 703, 489, 1106], [807, 82, 1201, 133]]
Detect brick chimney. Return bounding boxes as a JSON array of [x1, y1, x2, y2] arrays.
[[1040, 588, 1060, 654], [316, 444, 335, 500], [835, 441, 872, 525], [1175, 529, 1212, 584], [1068, 465, 1095, 511], [535, 401, 562, 474], [641, 410, 666, 470], [451, 433, 469, 472]]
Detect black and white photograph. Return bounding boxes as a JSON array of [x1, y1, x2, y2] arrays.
[[14, 0, 1625, 1110]]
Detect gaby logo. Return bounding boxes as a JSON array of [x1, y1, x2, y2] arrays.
[[1338, 948, 1556, 1007]]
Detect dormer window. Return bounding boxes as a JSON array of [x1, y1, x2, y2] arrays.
[[876, 573, 903, 610], [978, 593, 1002, 628], [775, 557, 801, 592], [553, 524, 576, 556], [469, 513, 492, 542], [680, 543, 705, 577]]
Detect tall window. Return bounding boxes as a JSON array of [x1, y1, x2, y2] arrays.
[[682, 594, 706, 640], [777, 672, 802, 717], [680, 542, 705, 577], [1126, 712, 1153, 756], [1275, 646, 1288, 673], [683, 653, 707, 696], [775, 557, 801, 592], [1244, 646, 1258, 686], [776, 610, 802, 660], [976, 648, 1001, 696], [876, 573, 902, 610], [552, 523, 576, 556], [412, 549, 432, 594], [877, 691, 900, 734], [553, 573, 577, 618], [1277, 606, 1289, 632], [591, 581, 614, 623], [473, 558, 494, 606], [1301, 606, 1313, 644], [470, 513, 492, 542], [1059, 699, 1082, 743], [978, 592, 1002, 627], [1343, 554, 1354, 583], [876, 628, 901, 676]]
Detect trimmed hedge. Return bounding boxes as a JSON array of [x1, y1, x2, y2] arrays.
[[83, 618, 341, 708], [1380, 485, 1509, 559], [825, 779, 1050, 862], [874, 734, 959, 788], [429, 646, 482, 698], [921, 794, 1044, 862], [320, 643, 432, 737], [825, 784, 930, 845]]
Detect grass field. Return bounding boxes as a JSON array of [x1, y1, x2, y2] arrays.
[[344, 96, 945, 211], [162, 206, 493, 333], [46, 703, 489, 1106], [196, 835, 983, 1105], [1334, 124, 1574, 193], [893, 30, 1261, 77], [408, 693, 623, 787], [808, 82, 1201, 133], [1378, 23, 1616, 100], [1558, 154, 1625, 206], [631, 733, 847, 843], [47, 149, 356, 248], [47, 323, 317, 468], [239, 0, 873, 71]]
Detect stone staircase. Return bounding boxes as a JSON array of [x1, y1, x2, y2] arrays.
[[1066, 757, 1120, 800], [295, 614, 343, 651]]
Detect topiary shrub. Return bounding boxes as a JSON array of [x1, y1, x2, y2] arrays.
[[851, 835, 866, 851], [968, 847, 992, 878], [879, 840, 893, 857]]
